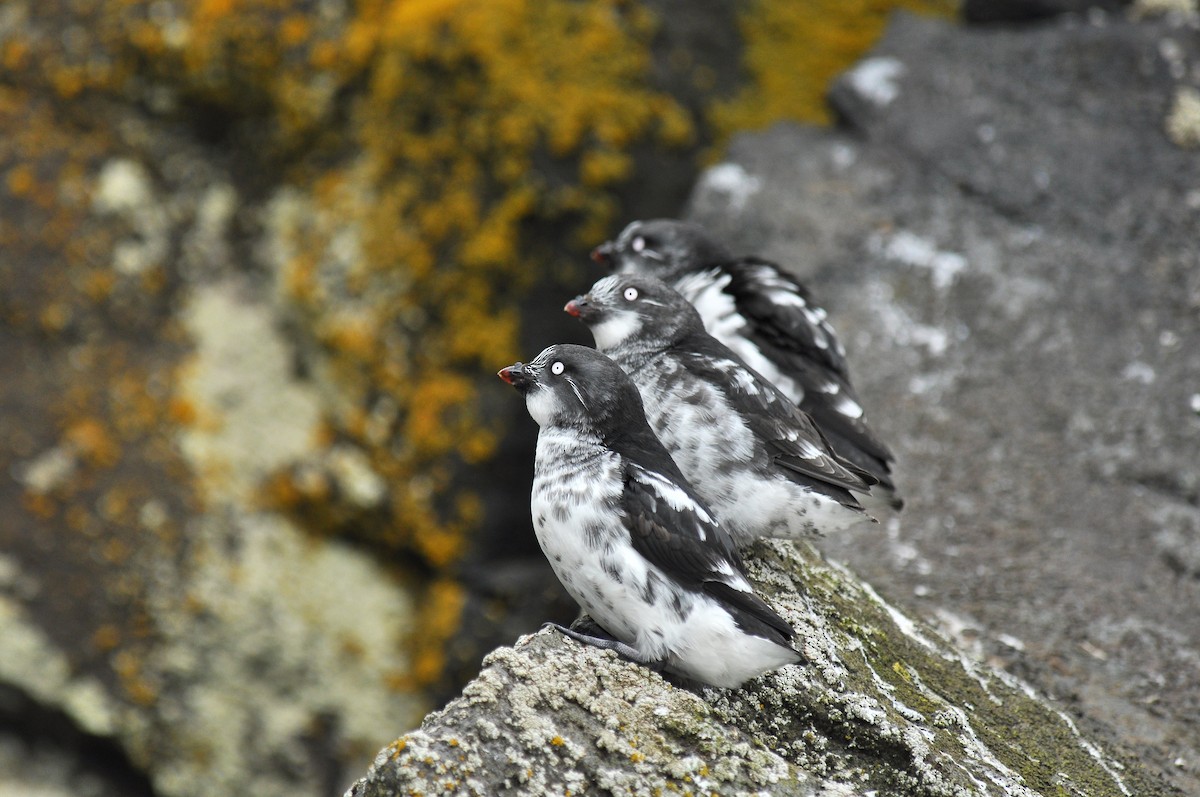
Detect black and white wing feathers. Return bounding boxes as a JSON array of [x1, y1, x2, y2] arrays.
[[620, 461, 795, 647], [718, 258, 897, 487], [724, 258, 849, 380], [675, 333, 873, 511]]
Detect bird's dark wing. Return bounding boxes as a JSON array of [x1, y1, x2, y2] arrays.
[[621, 461, 737, 586], [717, 258, 897, 486], [702, 581, 796, 647], [723, 258, 849, 381], [621, 462, 796, 645], [676, 338, 873, 506]]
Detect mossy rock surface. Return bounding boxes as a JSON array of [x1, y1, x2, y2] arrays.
[[349, 541, 1169, 796]]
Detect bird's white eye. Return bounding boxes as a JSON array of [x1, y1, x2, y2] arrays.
[[631, 236, 645, 253], [550, 361, 564, 375], [623, 287, 639, 301]]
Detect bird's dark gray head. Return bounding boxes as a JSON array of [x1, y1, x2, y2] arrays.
[[590, 219, 733, 280], [565, 274, 705, 353], [498, 344, 648, 432]]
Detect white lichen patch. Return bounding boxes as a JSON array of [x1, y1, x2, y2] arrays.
[[696, 163, 763, 214], [1166, 85, 1200, 149], [180, 183, 239, 278], [846, 57, 907, 107], [326, 444, 388, 508], [91, 158, 170, 276], [0, 595, 118, 738], [861, 281, 957, 360], [11, 444, 77, 495], [870, 230, 968, 292], [176, 281, 323, 508], [139, 512, 421, 797]]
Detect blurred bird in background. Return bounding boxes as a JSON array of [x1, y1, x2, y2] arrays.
[[592, 219, 899, 502]]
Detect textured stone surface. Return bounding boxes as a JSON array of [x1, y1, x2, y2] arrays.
[[349, 541, 1169, 796]]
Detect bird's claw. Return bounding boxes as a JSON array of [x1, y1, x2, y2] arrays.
[[541, 622, 664, 671]]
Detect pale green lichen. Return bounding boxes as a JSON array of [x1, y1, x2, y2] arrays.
[[0, 589, 119, 739], [136, 512, 423, 797], [1165, 86, 1200, 149], [1131, 0, 1199, 18], [176, 281, 325, 508]]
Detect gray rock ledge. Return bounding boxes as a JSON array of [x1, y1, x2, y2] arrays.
[[346, 539, 1169, 796]]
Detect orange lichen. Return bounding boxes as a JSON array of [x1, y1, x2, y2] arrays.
[[408, 577, 468, 687], [65, 418, 121, 468], [6, 163, 34, 196], [113, 649, 159, 707], [167, 397, 199, 426], [92, 624, 122, 652], [268, 2, 697, 597]]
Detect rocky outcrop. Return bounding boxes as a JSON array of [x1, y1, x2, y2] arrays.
[[350, 8, 1198, 796], [349, 540, 1168, 796]]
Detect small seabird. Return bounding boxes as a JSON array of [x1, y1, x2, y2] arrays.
[[567, 274, 883, 547], [498, 343, 801, 688], [592, 218, 898, 498]]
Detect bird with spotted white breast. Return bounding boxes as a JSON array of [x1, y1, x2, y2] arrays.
[[498, 343, 801, 688], [592, 219, 900, 503], [567, 274, 884, 547]]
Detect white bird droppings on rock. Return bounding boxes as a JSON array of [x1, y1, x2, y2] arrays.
[[871, 230, 967, 292], [696, 163, 763, 213], [846, 57, 906, 107]]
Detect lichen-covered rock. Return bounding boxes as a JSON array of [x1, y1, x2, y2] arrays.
[[348, 540, 1169, 796]]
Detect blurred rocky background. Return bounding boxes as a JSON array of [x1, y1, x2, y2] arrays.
[[2, 0, 1198, 795]]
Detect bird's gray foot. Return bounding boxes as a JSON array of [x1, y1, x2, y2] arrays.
[[568, 613, 608, 636], [542, 622, 665, 671]]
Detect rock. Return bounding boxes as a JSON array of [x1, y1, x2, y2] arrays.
[[348, 541, 1170, 796]]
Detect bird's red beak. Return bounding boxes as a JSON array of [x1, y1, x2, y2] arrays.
[[498, 361, 530, 389], [564, 299, 582, 318], [591, 242, 614, 266]]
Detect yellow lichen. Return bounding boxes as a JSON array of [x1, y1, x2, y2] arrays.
[[265, 2, 697, 622], [408, 578, 468, 688], [711, 0, 957, 137]]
